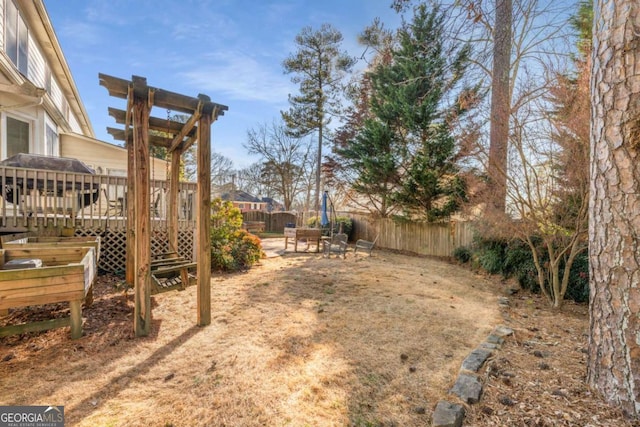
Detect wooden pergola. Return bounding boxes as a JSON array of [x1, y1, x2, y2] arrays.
[[99, 74, 228, 336]]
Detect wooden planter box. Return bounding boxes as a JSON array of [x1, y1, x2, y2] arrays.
[[3, 236, 101, 263], [0, 246, 97, 339]]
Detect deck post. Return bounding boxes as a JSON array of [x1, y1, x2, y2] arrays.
[[168, 151, 180, 254]]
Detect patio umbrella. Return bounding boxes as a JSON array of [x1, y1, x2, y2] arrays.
[[321, 191, 330, 227]]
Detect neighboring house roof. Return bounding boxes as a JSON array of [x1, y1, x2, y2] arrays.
[[221, 190, 262, 203]]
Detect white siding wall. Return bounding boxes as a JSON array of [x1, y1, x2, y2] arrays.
[[49, 74, 63, 110], [0, 0, 4, 51], [26, 34, 45, 87], [60, 133, 167, 181], [67, 108, 81, 133], [2, 1, 87, 139]]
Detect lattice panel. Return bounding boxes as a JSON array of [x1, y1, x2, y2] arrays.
[[151, 230, 170, 257], [178, 228, 194, 262], [74, 227, 195, 274]]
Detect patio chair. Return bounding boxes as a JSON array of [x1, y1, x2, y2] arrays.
[[354, 234, 379, 256], [322, 233, 348, 259]]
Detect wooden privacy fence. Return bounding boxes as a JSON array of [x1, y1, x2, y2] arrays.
[[242, 211, 296, 233], [349, 214, 475, 258]]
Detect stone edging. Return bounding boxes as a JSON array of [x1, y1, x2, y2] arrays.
[[432, 324, 514, 426]]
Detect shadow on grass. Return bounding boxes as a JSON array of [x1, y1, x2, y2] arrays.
[[65, 325, 203, 422]]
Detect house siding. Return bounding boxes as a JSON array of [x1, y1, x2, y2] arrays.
[[60, 132, 168, 180], [66, 105, 81, 133], [27, 32, 45, 87], [0, 0, 4, 51], [49, 75, 63, 113]]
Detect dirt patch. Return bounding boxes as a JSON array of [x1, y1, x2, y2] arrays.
[[0, 238, 632, 426]]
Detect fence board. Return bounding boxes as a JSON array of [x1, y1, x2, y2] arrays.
[[349, 213, 475, 257], [242, 211, 296, 233]]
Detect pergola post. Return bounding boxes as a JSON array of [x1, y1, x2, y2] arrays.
[[197, 111, 212, 326], [125, 90, 135, 287], [132, 78, 152, 337], [125, 137, 135, 286]]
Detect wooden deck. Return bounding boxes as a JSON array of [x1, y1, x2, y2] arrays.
[[0, 165, 197, 232]]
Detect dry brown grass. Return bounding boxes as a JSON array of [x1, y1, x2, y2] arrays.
[[0, 239, 501, 426]]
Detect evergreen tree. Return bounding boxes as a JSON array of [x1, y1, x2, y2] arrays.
[[335, 117, 401, 217], [339, 4, 476, 221]]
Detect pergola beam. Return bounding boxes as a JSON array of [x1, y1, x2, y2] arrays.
[[100, 73, 227, 117], [168, 106, 201, 153], [109, 107, 198, 137]]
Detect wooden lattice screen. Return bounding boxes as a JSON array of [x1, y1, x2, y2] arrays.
[[74, 226, 194, 274]]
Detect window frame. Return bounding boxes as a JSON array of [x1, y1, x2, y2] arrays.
[[45, 123, 58, 157], [5, 114, 32, 158], [4, 0, 29, 75]]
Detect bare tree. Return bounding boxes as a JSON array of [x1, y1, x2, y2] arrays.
[[235, 163, 270, 198], [588, 0, 640, 416], [244, 121, 313, 210], [445, 1, 576, 217], [504, 71, 589, 308]]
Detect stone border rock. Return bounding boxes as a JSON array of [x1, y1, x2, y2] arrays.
[[432, 325, 514, 427]]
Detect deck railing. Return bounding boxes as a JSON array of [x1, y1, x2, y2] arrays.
[[0, 165, 197, 232]]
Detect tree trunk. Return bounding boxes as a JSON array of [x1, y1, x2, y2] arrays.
[[486, 0, 512, 214], [588, 0, 640, 416]]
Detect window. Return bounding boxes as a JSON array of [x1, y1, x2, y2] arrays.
[[5, 1, 28, 75], [45, 124, 57, 156], [6, 116, 30, 157]]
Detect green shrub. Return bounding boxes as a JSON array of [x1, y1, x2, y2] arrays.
[[470, 235, 588, 303], [210, 198, 263, 272], [503, 242, 540, 293], [475, 239, 507, 274], [230, 231, 263, 269], [335, 216, 353, 236], [453, 246, 472, 263], [563, 251, 589, 303]]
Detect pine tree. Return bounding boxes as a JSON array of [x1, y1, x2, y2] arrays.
[[281, 24, 355, 213]]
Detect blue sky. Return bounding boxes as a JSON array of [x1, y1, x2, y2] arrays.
[[43, 1, 402, 169]]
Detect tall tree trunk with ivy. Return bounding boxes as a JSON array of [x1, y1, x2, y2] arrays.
[[588, 0, 640, 416]]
